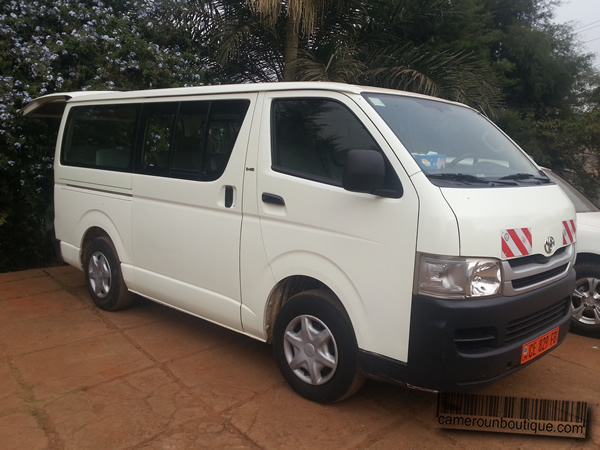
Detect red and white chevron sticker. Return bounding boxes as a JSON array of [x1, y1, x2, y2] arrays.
[[562, 220, 576, 245], [502, 228, 532, 258]]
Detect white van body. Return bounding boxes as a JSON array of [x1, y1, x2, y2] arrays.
[[23, 82, 576, 402]]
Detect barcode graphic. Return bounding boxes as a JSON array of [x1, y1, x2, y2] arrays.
[[436, 393, 588, 438], [437, 393, 587, 424]]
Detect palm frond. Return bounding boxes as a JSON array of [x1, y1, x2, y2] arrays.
[[295, 42, 365, 83], [360, 44, 503, 117]]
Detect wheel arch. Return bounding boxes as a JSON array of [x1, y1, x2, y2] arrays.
[[263, 275, 352, 344], [80, 227, 115, 265], [75, 209, 130, 267]]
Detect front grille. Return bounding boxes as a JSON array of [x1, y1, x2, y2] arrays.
[[511, 264, 568, 290], [502, 244, 574, 296], [454, 297, 570, 354], [505, 297, 570, 344], [507, 246, 566, 269]]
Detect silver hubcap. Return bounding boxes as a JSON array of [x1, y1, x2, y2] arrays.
[[88, 251, 112, 299], [283, 315, 338, 385], [572, 277, 600, 326]]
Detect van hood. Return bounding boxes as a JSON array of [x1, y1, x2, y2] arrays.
[[440, 185, 576, 259]]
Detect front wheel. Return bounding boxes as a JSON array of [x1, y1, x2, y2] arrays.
[[571, 263, 600, 338], [273, 291, 365, 403], [84, 237, 134, 311]]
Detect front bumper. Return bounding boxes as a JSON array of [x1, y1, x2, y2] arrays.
[[359, 267, 575, 392]]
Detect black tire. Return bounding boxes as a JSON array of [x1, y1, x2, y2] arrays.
[[273, 290, 365, 403], [570, 263, 600, 338], [83, 237, 134, 311]]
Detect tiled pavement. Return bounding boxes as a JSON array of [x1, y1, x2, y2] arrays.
[[0, 265, 598, 449]]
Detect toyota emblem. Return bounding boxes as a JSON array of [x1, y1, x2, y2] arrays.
[[544, 236, 555, 254]]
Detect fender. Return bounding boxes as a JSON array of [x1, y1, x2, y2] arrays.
[[266, 249, 371, 350]]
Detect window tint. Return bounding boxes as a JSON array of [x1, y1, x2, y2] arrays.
[[272, 99, 382, 184], [142, 102, 178, 175], [140, 99, 249, 181], [62, 99, 249, 180], [62, 104, 138, 169], [201, 100, 248, 181], [171, 101, 209, 173]]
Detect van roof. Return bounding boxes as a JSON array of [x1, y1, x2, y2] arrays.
[[20, 81, 456, 118]]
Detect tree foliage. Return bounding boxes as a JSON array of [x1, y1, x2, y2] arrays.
[[193, 0, 504, 114], [0, 0, 212, 272], [479, 0, 599, 192]]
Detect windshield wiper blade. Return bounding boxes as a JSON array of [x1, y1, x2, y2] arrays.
[[428, 173, 522, 186], [499, 173, 550, 183], [426, 173, 489, 184]]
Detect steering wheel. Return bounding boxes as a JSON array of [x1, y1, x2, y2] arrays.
[[446, 153, 479, 168]]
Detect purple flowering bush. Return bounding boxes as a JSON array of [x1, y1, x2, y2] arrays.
[[0, 0, 212, 271]]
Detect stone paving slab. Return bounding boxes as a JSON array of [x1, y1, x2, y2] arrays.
[[0, 266, 598, 449]]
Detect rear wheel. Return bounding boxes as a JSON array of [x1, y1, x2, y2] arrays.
[[84, 237, 134, 311], [273, 291, 365, 403], [571, 263, 600, 338]]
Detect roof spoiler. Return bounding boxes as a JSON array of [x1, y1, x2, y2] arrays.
[[19, 91, 111, 118]]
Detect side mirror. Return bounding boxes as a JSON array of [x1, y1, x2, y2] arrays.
[[343, 149, 386, 194]]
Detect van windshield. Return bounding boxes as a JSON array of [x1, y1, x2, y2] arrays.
[[363, 93, 549, 187]]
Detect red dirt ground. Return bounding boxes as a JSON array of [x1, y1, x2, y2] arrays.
[[1, 266, 598, 449]]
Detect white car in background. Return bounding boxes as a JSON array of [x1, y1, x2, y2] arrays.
[[544, 169, 600, 338]]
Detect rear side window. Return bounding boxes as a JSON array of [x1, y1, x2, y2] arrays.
[[61, 99, 250, 181], [272, 98, 401, 191], [141, 102, 179, 175], [62, 104, 138, 170], [139, 99, 250, 181]]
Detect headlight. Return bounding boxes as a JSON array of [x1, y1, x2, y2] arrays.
[[417, 254, 502, 299]]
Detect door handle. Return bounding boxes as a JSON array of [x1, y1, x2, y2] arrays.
[[225, 185, 233, 208], [262, 193, 285, 206]]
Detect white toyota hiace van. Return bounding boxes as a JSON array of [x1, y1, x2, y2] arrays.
[[23, 82, 576, 403]]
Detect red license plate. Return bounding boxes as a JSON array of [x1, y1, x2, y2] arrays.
[[520, 327, 559, 364]]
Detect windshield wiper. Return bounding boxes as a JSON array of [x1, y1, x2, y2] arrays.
[[426, 173, 489, 184], [427, 173, 523, 186], [499, 173, 550, 184]]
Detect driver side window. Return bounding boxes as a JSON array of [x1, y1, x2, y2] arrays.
[[271, 98, 380, 184]]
